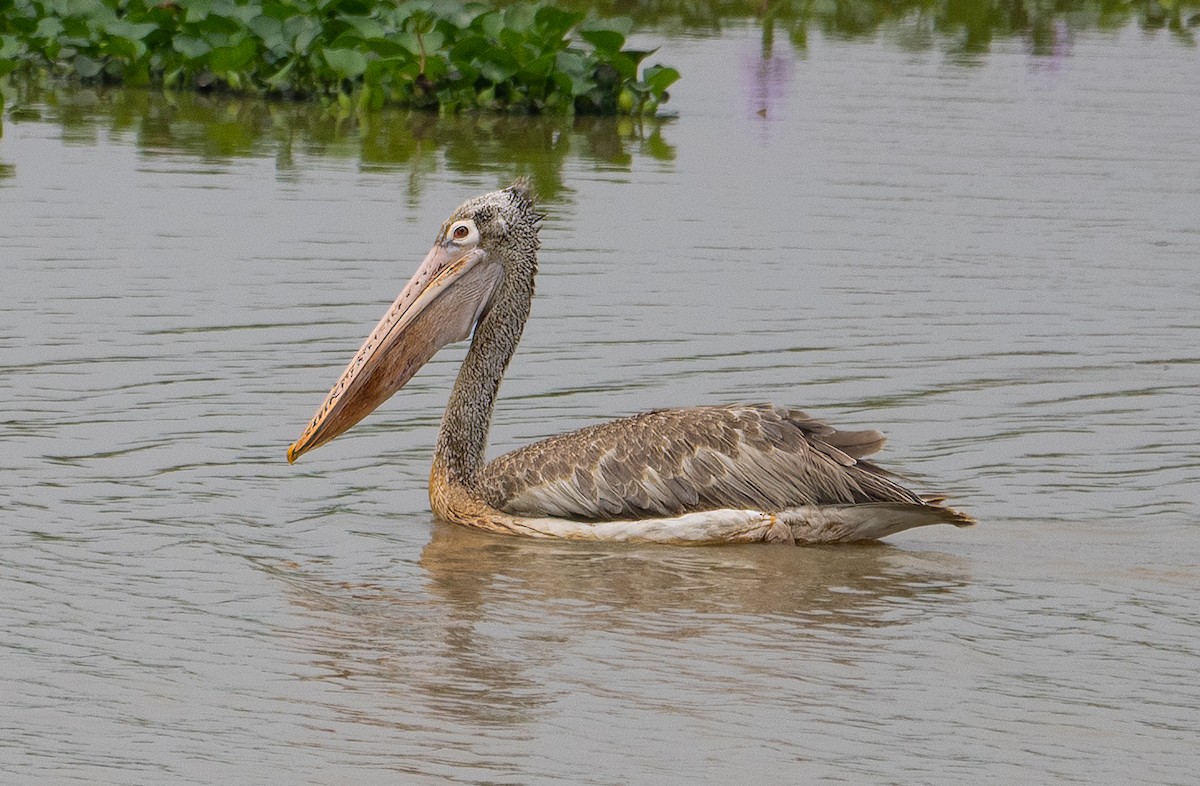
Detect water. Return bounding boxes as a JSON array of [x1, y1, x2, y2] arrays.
[[3, 20, 1199, 785]]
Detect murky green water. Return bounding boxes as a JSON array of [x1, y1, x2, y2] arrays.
[[3, 19, 1199, 785]]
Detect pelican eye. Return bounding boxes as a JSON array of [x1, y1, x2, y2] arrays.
[[450, 222, 473, 242]]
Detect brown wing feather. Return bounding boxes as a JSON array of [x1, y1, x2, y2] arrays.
[[476, 404, 926, 522]]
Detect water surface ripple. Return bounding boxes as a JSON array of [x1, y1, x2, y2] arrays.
[[2, 22, 1199, 785]]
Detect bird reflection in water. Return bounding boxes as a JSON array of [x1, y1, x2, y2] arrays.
[[258, 526, 968, 732]]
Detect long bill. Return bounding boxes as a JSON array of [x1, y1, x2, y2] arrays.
[[287, 242, 504, 463]]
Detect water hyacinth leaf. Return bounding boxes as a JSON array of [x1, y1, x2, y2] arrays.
[[284, 16, 321, 53], [578, 28, 624, 53], [208, 37, 256, 73], [449, 33, 490, 63], [605, 51, 637, 80], [329, 30, 368, 51], [579, 16, 631, 47], [65, 19, 98, 41], [554, 50, 593, 95], [35, 17, 65, 42], [361, 37, 414, 58], [263, 55, 297, 88], [533, 6, 583, 39], [581, 15, 632, 36], [623, 48, 655, 69], [248, 15, 285, 52], [520, 52, 556, 79], [365, 55, 414, 80], [0, 35, 21, 64], [503, 4, 535, 34], [478, 47, 519, 83], [173, 35, 211, 60], [420, 29, 444, 52], [184, 0, 214, 24], [392, 31, 420, 55], [103, 19, 159, 42], [475, 9, 503, 40], [191, 13, 242, 39], [339, 15, 386, 41], [211, 0, 255, 25], [420, 53, 448, 80], [102, 35, 146, 61], [497, 27, 526, 55], [72, 53, 103, 77], [642, 64, 680, 96], [427, 0, 472, 28], [323, 47, 369, 79]]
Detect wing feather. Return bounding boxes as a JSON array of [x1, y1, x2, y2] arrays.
[[476, 404, 928, 522]]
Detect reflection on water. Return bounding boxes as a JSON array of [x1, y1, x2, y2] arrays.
[[416, 521, 964, 621], [2, 17, 1199, 786], [261, 524, 968, 774], [557, 0, 1198, 51], [0, 84, 674, 199]]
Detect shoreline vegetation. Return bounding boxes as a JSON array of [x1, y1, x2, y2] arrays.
[[0, 0, 680, 115], [1, 0, 1196, 120]]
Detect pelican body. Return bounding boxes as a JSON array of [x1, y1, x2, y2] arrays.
[[288, 180, 972, 544]]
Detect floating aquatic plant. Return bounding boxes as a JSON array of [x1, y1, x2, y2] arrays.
[[0, 0, 679, 115]]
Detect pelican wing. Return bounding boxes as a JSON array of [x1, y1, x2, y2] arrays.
[[478, 404, 928, 521]]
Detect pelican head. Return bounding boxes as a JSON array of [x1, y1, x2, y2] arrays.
[[288, 178, 540, 463]]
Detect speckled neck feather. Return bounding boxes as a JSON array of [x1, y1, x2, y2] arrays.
[[432, 180, 540, 486]]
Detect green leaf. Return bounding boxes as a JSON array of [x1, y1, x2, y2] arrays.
[[578, 28, 623, 53], [503, 5, 535, 34], [323, 47, 369, 79], [248, 15, 286, 51], [102, 35, 146, 61], [449, 33, 490, 62], [554, 50, 593, 95], [184, 0, 214, 24], [420, 29, 444, 52], [391, 31, 420, 55], [622, 48, 655, 70], [35, 17, 65, 42], [642, 64, 680, 96], [103, 20, 159, 42], [73, 53, 103, 77], [283, 15, 321, 52], [364, 55, 415, 81], [264, 54, 298, 89], [606, 51, 637, 81], [340, 15, 386, 41], [474, 9, 503, 40], [173, 35, 211, 59], [478, 46, 519, 83], [361, 37, 415, 58], [208, 37, 256, 73], [520, 52, 555, 80], [533, 6, 583, 38], [0, 35, 23, 61]]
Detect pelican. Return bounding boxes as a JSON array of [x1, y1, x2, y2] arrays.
[[288, 179, 973, 544]]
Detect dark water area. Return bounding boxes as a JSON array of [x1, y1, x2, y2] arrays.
[[2, 17, 1199, 785]]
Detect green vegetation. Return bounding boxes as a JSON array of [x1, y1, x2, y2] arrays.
[[0, 0, 680, 114], [3, 0, 1195, 119]]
